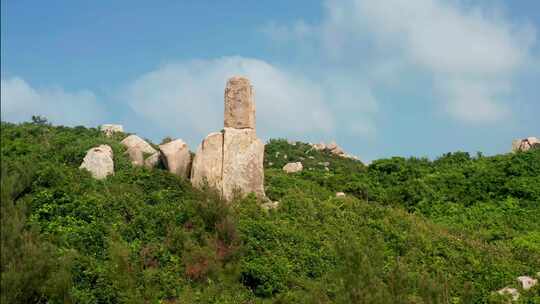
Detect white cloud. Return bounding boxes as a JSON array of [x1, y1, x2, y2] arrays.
[[342, 0, 535, 123], [122, 56, 337, 146], [1, 77, 106, 126], [265, 0, 537, 124], [438, 78, 510, 123]]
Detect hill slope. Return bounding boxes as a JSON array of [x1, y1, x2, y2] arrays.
[[1, 120, 539, 303]]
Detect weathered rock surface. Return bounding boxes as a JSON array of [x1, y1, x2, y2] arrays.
[[497, 287, 519, 301], [121, 135, 157, 154], [191, 129, 265, 200], [191, 132, 223, 191], [159, 139, 191, 178], [261, 200, 280, 210], [144, 152, 161, 169], [512, 137, 540, 152], [283, 162, 303, 173], [312, 143, 326, 151], [310, 141, 359, 160], [121, 135, 157, 166], [100, 124, 123, 137], [126, 147, 144, 166], [222, 128, 265, 201], [224, 76, 255, 129], [191, 76, 266, 201], [517, 276, 538, 290], [80, 145, 114, 179]]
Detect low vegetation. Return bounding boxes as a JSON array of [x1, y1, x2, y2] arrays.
[[1, 119, 539, 303]]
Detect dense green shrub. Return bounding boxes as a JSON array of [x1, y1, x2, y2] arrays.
[[1, 121, 539, 303]]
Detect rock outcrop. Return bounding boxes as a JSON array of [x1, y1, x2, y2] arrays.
[[310, 141, 359, 160], [191, 132, 224, 191], [512, 137, 539, 152], [493, 273, 539, 301], [100, 124, 124, 137], [283, 162, 303, 173], [144, 152, 161, 169], [497, 287, 520, 301], [261, 200, 280, 210], [224, 76, 255, 129], [159, 139, 191, 178], [80, 145, 114, 179], [121, 135, 157, 167], [191, 76, 265, 201], [222, 127, 265, 201], [517, 276, 538, 290]]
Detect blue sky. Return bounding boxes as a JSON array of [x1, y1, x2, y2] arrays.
[[2, 0, 539, 162]]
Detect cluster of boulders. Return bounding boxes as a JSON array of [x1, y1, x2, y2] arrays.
[[512, 137, 539, 152], [80, 76, 265, 202], [496, 273, 539, 301], [310, 141, 358, 160]]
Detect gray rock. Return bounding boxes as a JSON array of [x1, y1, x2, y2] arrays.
[[222, 128, 265, 201], [497, 287, 519, 301], [512, 137, 540, 152], [159, 139, 191, 178], [312, 143, 326, 151], [224, 76, 255, 129], [326, 141, 338, 150], [191, 132, 223, 191], [283, 162, 303, 173], [100, 124, 123, 137], [261, 200, 280, 210], [121, 135, 157, 166], [144, 152, 161, 169], [191, 129, 265, 201], [80, 145, 114, 179], [126, 147, 144, 166], [517, 276, 538, 290], [191, 77, 265, 202], [121, 135, 157, 154]]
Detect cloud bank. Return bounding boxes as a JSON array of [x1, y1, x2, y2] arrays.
[[122, 56, 377, 145], [1, 77, 105, 126], [266, 0, 536, 123]]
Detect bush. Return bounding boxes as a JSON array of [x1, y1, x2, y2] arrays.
[[1, 120, 539, 303]]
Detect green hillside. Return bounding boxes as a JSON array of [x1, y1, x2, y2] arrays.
[[1, 119, 539, 303]]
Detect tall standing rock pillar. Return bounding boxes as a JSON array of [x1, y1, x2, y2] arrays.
[[191, 76, 265, 201]]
